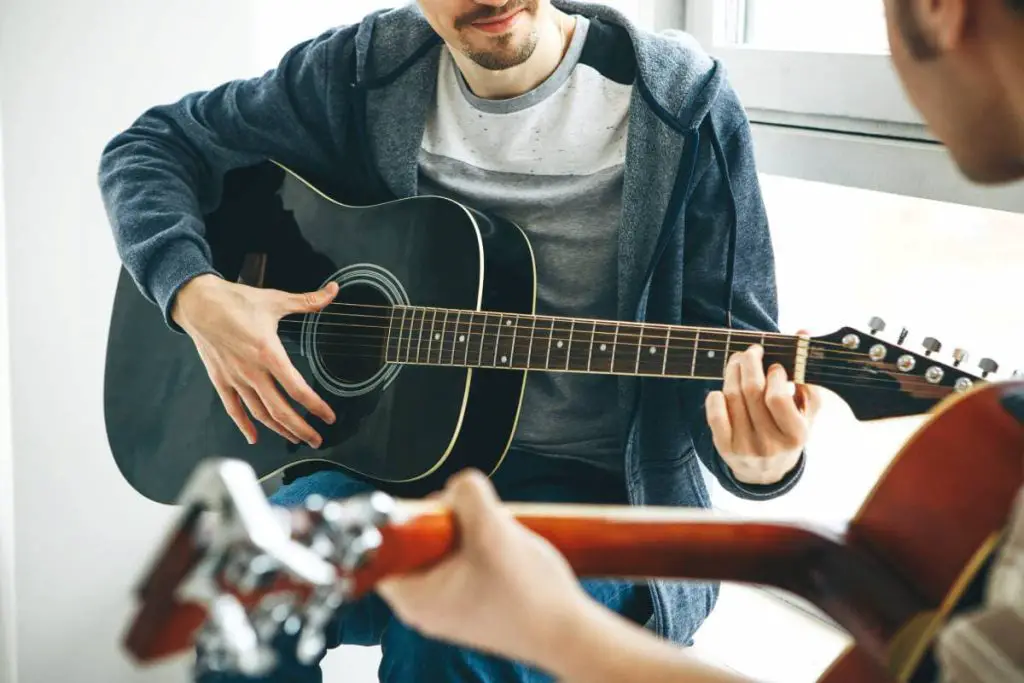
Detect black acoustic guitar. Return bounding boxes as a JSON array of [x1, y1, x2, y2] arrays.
[[103, 161, 1000, 504]]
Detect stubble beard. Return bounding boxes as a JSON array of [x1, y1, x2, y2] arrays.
[[461, 27, 540, 70]]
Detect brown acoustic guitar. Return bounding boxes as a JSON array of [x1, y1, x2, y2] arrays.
[[123, 380, 1024, 682]]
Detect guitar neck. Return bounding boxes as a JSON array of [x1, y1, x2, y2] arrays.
[[334, 500, 923, 657], [383, 306, 806, 381]]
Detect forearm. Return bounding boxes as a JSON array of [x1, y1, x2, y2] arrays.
[[97, 29, 344, 326], [539, 598, 754, 683]]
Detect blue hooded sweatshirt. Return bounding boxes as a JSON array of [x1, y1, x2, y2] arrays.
[[98, 0, 804, 646]]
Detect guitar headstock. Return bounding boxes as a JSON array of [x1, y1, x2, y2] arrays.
[[806, 317, 1017, 421], [123, 459, 419, 676]]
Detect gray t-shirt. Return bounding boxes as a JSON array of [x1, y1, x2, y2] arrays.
[[417, 16, 631, 473]]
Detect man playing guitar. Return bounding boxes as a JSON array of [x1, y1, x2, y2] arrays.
[[98, 0, 820, 680]]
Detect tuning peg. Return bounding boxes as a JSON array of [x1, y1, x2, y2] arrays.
[[953, 348, 969, 367], [868, 316, 886, 334], [897, 327, 909, 345], [979, 358, 999, 378], [921, 337, 941, 356], [1013, 369, 1022, 379]]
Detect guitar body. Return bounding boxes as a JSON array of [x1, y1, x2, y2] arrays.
[[104, 162, 536, 504]]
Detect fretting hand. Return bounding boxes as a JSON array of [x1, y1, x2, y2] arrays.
[[171, 274, 338, 448], [705, 331, 822, 486]]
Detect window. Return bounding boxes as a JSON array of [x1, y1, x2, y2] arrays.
[[722, 0, 889, 54], [683, 0, 1024, 214]]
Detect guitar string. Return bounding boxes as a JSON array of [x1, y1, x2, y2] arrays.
[[278, 300, 865, 353], [273, 336, 967, 397], [273, 317, 979, 386], [276, 314, 872, 360], [274, 316, 966, 369], [271, 346, 960, 399]]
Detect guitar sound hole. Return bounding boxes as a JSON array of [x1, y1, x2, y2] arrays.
[[317, 283, 389, 386], [303, 263, 408, 398]]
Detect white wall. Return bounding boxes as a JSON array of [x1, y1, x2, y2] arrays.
[[0, 1, 353, 682], [0, 50, 18, 683]]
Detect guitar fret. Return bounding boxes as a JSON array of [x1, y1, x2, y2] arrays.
[[508, 315, 520, 368], [425, 309, 438, 363], [493, 313, 503, 367], [535, 317, 555, 370], [661, 327, 671, 375], [389, 307, 406, 363], [436, 310, 449, 365], [525, 317, 536, 368], [448, 311, 462, 365], [565, 321, 576, 370], [415, 309, 427, 364], [461, 312, 473, 366], [634, 325, 643, 374], [495, 315, 516, 367], [474, 312, 487, 367], [723, 330, 733, 374], [590, 322, 618, 373], [404, 308, 419, 364], [548, 318, 573, 370], [663, 327, 699, 378], [690, 330, 699, 376], [612, 323, 636, 373], [692, 329, 732, 378], [636, 324, 667, 375], [566, 320, 593, 371], [586, 323, 597, 371]]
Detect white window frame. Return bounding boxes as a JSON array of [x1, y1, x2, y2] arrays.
[[686, 0, 923, 129], [680, 0, 1024, 213]]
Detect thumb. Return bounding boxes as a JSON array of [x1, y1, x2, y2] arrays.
[[444, 469, 507, 543], [281, 282, 339, 314]]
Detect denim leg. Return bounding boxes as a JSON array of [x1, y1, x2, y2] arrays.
[[377, 578, 650, 683], [193, 469, 395, 683]]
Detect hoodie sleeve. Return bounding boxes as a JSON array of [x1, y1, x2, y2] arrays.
[[678, 110, 806, 502], [97, 27, 349, 330]]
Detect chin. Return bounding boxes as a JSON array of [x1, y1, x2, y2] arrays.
[[952, 148, 1024, 186]]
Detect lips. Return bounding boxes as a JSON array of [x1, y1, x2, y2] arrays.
[[470, 8, 524, 34]]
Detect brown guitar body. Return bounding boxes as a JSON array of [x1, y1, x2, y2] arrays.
[[123, 381, 1024, 683]]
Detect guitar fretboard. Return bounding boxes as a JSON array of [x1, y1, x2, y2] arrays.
[[383, 306, 800, 380]]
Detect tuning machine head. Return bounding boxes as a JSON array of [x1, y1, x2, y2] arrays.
[[868, 316, 887, 335], [978, 358, 999, 378], [921, 337, 941, 356]]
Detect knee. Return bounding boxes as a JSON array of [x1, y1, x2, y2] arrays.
[[268, 469, 374, 508]]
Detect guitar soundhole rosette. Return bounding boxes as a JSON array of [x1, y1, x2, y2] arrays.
[[302, 264, 410, 398]]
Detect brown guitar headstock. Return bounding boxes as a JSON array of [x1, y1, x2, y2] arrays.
[[124, 459, 401, 676]]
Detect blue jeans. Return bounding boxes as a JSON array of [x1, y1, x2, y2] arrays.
[[195, 449, 653, 682]]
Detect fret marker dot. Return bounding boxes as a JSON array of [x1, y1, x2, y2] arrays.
[[556, 341, 564, 349], [500, 355, 508, 364], [649, 346, 657, 354], [707, 351, 716, 358], [433, 333, 441, 341], [505, 319, 512, 326], [458, 335, 465, 342], [599, 343, 607, 352]]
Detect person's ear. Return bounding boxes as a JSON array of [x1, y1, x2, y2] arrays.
[[914, 0, 969, 52]]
